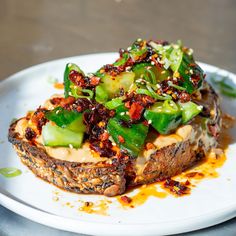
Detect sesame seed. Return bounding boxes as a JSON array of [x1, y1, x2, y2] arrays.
[[151, 61, 155, 65], [127, 46, 131, 51], [69, 144, 74, 149], [53, 196, 59, 202], [197, 105, 203, 111], [137, 38, 142, 42], [148, 120, 152, 124], [188, 48, 194, 55], [120, 112, 125, 116]]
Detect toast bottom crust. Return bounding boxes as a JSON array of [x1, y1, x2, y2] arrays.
[[8, 83, 220, 196]]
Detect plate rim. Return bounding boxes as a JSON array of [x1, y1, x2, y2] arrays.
[[1, 53, 236, 235]]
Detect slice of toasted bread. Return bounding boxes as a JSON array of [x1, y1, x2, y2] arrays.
[[8, 83, 221, 196]]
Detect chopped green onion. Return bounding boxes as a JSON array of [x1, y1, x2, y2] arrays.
[[143, 73, 152, 83], [177, 40, 183, 47], [113, 53, 129, 66], [147, 69, 157, 84], [81, 89, 94, 99], [146, 84, 172, 100], [168, 81, 186, 91], [211, 76, 236, 98], [0, 168, 22, 178], [47, 76, 58, 84], [136, 88, 153, 97]]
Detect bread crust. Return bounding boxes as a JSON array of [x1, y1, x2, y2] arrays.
[[8, 83, 221, 196]]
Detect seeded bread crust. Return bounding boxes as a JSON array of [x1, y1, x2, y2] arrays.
[[8, 83, 221, 196], [9, 124, 126, 197]]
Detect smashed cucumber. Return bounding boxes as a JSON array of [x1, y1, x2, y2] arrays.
[[144, 100, 182, 134], [179, 101, 202, 124], [95, 72, 135, 103], [132, 62, 170, 83], [45, 107, 86, 133], [63, 63, 85, 98], [107, 116, 148, 157], [42, 123, 84, 148]]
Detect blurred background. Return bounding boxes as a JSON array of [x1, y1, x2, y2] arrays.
[[1, 0, 236, 235], [0, 0, 236, 80]]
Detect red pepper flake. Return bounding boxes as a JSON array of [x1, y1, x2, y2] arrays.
[[124, 101, 131, 109], [90, 76, 100, 86], [118, 135, 125, 143], [69, 70, 85, 87], [60, 96, 76, 108], [120, 195, 132, 204], [25, 127, 36, 141], [145, 142, 155, 150], [53, 82, 64, 90], [207, 124, 219, 138], [129, 102, 144, 121], [142, 120, 149, 127], [31, 108, 48, 133], [100, 132, 109, 141], [185, 180, 191, 186], [50, 97, 63, 105], [178, 91, 191, 103], [163, 178, 190, 196]]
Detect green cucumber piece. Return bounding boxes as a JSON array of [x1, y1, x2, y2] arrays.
[[95, 85, 109, 103], [133, 63, 170, 83], [45, 107, 86, 133], [42, 123, 84, 148], [96, 72, 135, 102], [105, 98, 123, 110], [169, 48, 203, 93], [107, 117, 148, 157], [64, 63, 85, 98], [179, 101, 202, 124], [144, 100, 182, 134]]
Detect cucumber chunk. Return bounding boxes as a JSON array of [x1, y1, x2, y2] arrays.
[[95, 72, 135, 103], [179, 101, 202, 124], [42, 123, 84, 148], [107, 116, 148, 157], [45, 107, 86, 133], [144, 100, 182, 134]]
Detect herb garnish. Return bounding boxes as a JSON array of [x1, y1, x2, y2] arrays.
[[0, 167, 22, 178], [210, 75, 236, 98]]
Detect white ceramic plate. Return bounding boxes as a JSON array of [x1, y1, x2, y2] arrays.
[[0, 53, 236, 236]]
